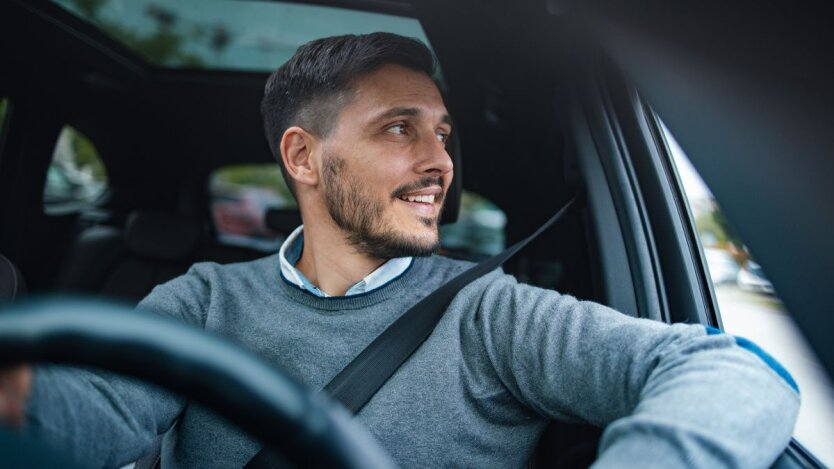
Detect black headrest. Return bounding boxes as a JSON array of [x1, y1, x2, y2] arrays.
[[440, 129, 462, 225], [124, 211, 204, 261], [0, 254, 26, 302], [265, 208, 303, 234]]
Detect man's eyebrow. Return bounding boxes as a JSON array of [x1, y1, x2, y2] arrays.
[[373, 107, 452, 126]]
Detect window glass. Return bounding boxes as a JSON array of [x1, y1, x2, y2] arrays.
[[661, 121, 834, 465], [209, 163, 507, 257], [51, 0, 433, 72], [44, 126, 109, 209], [209, 164, 294, 252]]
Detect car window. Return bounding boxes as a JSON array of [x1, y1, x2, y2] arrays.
[[43, 125, 109, 212], [209, 163, 507, 257], [660, 120, 834, 466], [209, 163, 294, 252], [439, 191, 506, 258], [51, 0, 433, 73]]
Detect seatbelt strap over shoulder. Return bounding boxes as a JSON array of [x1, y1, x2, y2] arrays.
[[324, 196, 579, 413], [246, 196, 578, 469]]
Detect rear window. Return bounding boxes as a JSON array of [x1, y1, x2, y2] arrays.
[[439, 191, 506, 258], [209, 164, 294, 252]]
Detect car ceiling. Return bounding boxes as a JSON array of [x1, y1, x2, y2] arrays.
[[1, 0, 832, 379]]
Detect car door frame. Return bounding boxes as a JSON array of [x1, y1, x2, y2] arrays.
[[570, 50, 824, 469]]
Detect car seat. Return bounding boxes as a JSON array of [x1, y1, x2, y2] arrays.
[[54, 211, 206, 301]]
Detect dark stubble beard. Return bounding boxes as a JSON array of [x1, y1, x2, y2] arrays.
[[321, 151, 444, 259]]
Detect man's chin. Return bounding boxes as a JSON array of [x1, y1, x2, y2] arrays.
[[351, 229, 441, 259]]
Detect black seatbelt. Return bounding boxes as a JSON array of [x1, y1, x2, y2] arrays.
[[246, 195, 578, 468]]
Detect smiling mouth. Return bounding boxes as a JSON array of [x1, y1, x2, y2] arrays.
[[397, 194, 438, 204]]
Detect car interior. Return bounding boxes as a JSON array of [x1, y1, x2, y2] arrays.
[[1, 0, 831, 467]]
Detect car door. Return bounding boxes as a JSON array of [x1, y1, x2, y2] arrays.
[[564, 3, 834, 464]]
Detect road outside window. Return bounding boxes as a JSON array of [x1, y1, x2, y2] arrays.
[[43, 126, 108, 210], [661, 122, 834, 466]]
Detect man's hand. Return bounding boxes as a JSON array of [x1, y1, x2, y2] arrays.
[[0, 365, 32, 427]]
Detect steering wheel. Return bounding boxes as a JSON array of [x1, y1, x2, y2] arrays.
[[0, 297, 395, 469]]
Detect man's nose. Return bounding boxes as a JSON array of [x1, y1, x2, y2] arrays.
[[414, 134, 454, 176]]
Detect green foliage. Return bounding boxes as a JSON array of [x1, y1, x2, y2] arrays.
[[694, 206, 747, 265], [67, 0, 209, 68], [695, 208, 740, 247], [213, 164, 295, 206]]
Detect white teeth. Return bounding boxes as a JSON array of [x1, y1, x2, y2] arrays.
[[401, 194, 435, 203]]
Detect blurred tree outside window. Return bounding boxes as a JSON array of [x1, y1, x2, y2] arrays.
[[44, 126, 109, 209], [660, 120, 834, 466]]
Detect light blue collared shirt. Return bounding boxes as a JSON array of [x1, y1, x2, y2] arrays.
[[278, 225, 413, 297]]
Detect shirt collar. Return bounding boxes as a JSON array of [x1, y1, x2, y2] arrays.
[[278, 225, 413, 297]]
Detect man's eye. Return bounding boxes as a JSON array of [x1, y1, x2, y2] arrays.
[[387, 124, 407, 135], [436, 132, 450, 144]]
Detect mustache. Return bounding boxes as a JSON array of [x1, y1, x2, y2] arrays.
[[391, 177, 445, 199]]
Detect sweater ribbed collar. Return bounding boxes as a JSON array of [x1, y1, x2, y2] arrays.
[[275, 254, 423, 312]]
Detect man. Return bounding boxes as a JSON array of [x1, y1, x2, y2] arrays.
[[2, 33, 798, 468]]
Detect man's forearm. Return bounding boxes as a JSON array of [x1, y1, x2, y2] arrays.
[[25, 365, 183, 467]]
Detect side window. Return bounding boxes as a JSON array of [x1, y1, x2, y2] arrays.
[[44, 126, 109, 211], [209, 164, 295, 252], [661, 121, 834, 465], [440, 191, 506, 258]]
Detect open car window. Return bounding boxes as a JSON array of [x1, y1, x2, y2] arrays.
[[660, 120, 834, 466]]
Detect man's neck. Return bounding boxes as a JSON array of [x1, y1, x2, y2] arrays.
[[295, 223, 387, 296]]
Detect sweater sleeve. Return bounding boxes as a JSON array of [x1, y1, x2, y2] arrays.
[[23, 266, 213, 468], [469, 272, 800, 468]]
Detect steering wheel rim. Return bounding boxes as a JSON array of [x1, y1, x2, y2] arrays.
[[0, 297, 395, 469]]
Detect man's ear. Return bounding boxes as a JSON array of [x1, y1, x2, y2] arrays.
[[280, 126, 319, 188]]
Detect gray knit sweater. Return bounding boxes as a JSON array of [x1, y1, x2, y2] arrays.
[[26, 254, 799, 468]]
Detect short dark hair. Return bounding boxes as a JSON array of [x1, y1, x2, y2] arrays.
[[261, 32, 437, 196]]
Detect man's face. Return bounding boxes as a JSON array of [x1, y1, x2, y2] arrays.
[[318, 64, 453, 258]]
